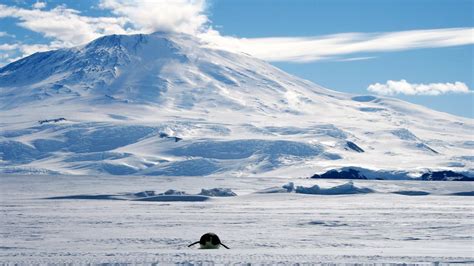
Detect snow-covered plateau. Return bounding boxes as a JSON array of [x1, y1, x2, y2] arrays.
[[0, 32, 472, 178]]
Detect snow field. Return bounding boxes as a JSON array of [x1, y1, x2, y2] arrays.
[[1, 175, 473, 264]]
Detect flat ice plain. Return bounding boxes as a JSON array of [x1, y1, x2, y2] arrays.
[[1, 175, 473, 264]]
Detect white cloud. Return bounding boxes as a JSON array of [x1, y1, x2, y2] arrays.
[[0, 42, 62, 64], [367, 80, 472, 96], [99, 0, 209, 35], [0, 4, 130, 47], [18, 43, 60, 55], [201, 27, 474, 62], [32, 1, 46, 9], [0, 43, 19, 51]]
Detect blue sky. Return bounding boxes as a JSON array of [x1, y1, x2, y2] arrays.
[[0, 0, 473, 117]]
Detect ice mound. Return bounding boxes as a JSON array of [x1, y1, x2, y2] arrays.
[[135, 187, 237, 201], [256, 182, 295, 193], [256, 186, 289, 193], [257, 181, 373, 195], [124, 189, 209, 201], [134, 195, 209, 202], [132, 191, 156, 198], [295, 181, 374, 195], [45, 188, 237, 202], [198, 188, 237, 197], [160, 189, 187, 195]]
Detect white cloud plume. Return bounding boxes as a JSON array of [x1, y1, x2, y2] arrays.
[[201, 27, 474, 62], [99, 0, 209, 35], [367, 80, 472, 96]]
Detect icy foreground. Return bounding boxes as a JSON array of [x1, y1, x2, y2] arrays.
[[0, 32, 473, 177], [1, 175, 473, 264]]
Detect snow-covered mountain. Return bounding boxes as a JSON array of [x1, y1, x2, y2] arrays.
[[0, 32, 472, 178]]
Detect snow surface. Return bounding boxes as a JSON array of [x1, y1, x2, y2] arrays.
[[1, 175, 473, 264], [0, 32, 473, 177]]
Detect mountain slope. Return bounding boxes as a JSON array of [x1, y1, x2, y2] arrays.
[[0, 32, 472, 177]]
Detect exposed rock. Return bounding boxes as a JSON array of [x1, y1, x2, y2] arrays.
[[420, 170, 473, 181], [346, 141, 364, 153], [311, 168, 367, 179]]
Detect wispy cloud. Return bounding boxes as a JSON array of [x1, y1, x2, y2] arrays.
[[201, 27, 474, 62], [0, 30, 16, 38], [335, 56, 375, 62], [367, 79, 472, 96]]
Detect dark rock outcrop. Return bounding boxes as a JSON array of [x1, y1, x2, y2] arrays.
[[311, 168, 367, 179], [420, 170, 473, 181], [38, 118, 66, 124], [345, 141, 364, 153], [159, 132, 182, 142], [310, 168, 473, 181]]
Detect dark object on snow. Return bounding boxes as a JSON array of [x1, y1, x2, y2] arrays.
[[159, 132, 182, 142], [311, 168, 367, 180], [38, 118, 66, 124], [450, 191, 474, 196], [415, 143, 438, 154], [188, 233, 230, 249], [420, 170, 473, 181], [392, 190, 430, 196], [345, 141, 364, 153]]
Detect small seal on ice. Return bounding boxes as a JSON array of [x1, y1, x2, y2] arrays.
[[188, 232, 230, 249]]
